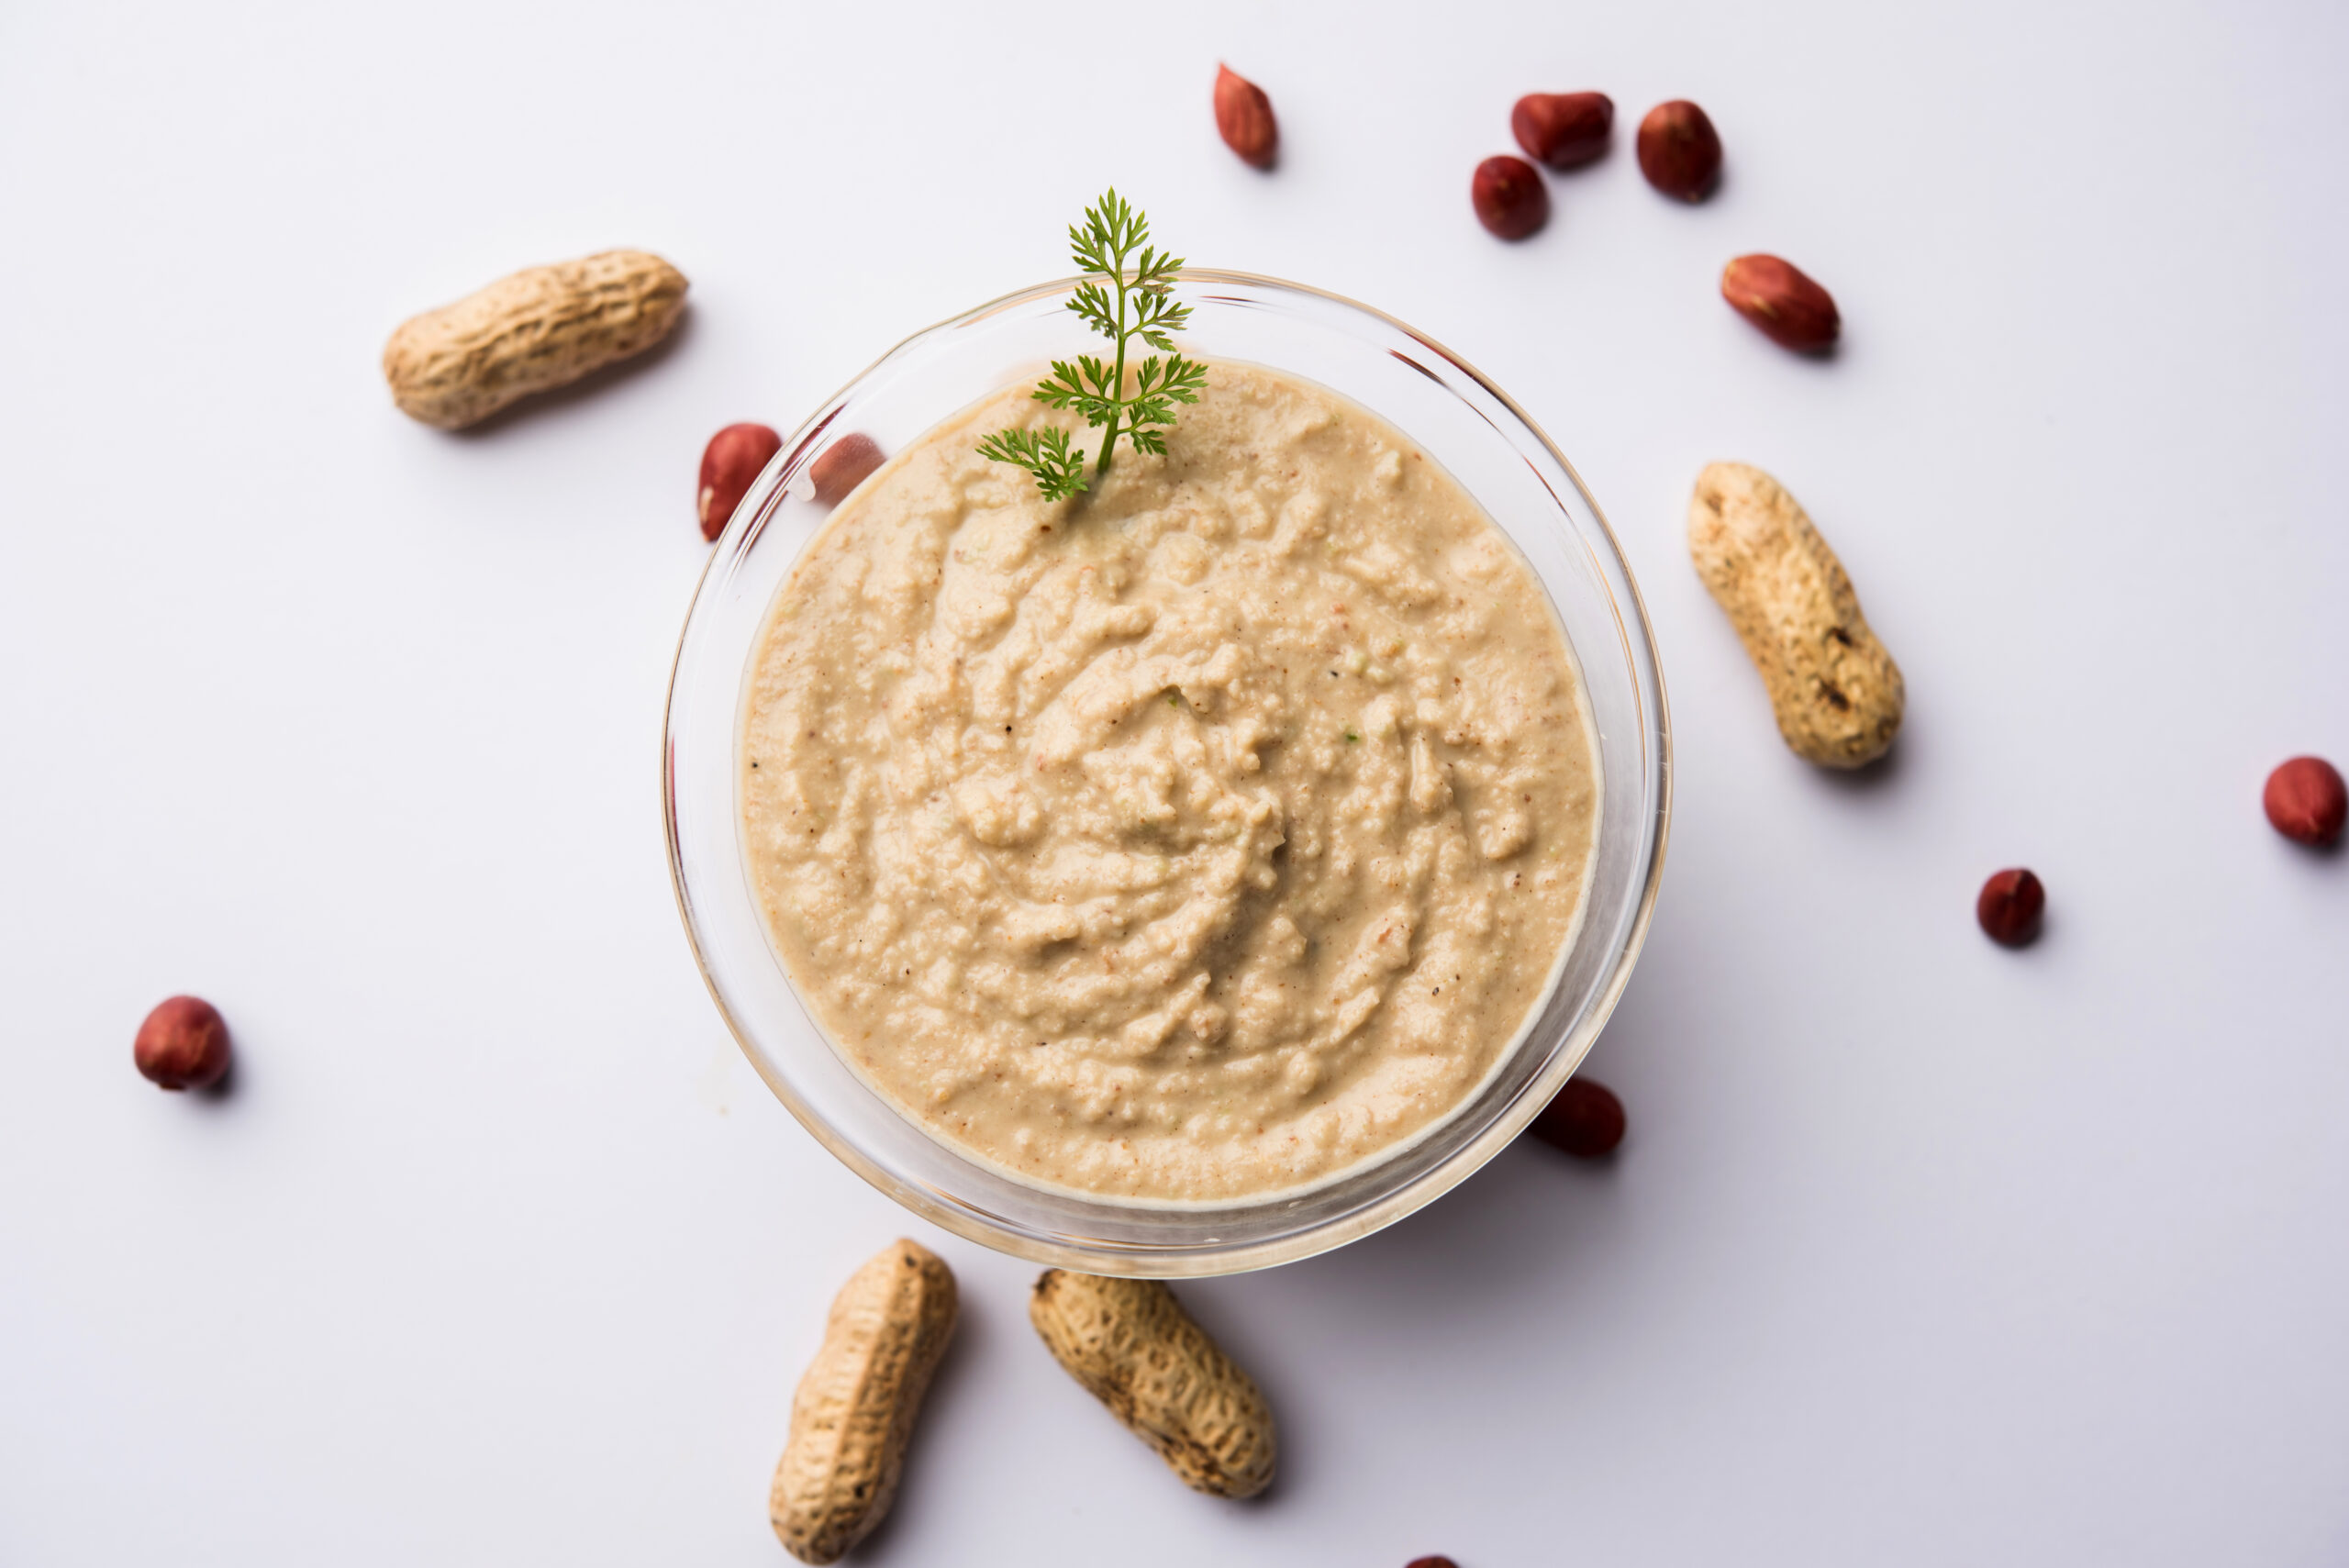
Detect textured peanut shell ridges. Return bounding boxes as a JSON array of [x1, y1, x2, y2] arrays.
[[1688, 462, 1905, 767], [1030, 1271, 1275, 1499], [382, 250, 687, 429], [771, 1240, 959, 1565]]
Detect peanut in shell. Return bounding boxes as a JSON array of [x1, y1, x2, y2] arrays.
[[1687, 462, 1904, 767], [1030, 1270, 1275, 1499], [771, 1240, 959, 1564], [382, 250, 687, 429]]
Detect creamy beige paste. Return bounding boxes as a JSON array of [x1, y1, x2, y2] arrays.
[[741, 362, 1598, 1201]]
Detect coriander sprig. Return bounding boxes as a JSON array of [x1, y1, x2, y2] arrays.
[[977, 190, 1208, 502]]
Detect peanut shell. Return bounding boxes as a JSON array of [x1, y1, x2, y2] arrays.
[[771, 1240, 958, 1564], [1688, 462, 1904, 767], [382, 250, 687, 429], [1030, 1271, 1275, 1499]]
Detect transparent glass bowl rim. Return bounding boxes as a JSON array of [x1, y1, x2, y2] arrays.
[[662, 268, 1672, 1276]]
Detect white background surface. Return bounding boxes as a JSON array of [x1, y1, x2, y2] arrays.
[[3, 1, 2344, 1562]]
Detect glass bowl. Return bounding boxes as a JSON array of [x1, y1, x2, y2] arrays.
[[662, 272, 1669, 1277]]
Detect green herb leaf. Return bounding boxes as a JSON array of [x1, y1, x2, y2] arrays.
[[974, 427, 1088, 503], [979, 189, 1207, 500]]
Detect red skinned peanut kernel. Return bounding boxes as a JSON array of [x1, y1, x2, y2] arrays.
[[135, 995, 232, 1092], [698, 422, 783, 541], [1976, 869, 2045, 946], [1637, 99, 1722, 200], [1531, 1078, 1625, 1158], [1406, 1559, 1462, 1568], [810, 434, 885, 506], [1214, 65, 1277, 170], [2265, 756, 2346, 846], [1512, 91, 1613, 169], [1472, 155, 1549, 239], [1721, 254, 1842, 352]]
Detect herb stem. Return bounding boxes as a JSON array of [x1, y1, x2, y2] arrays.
[[1097, 260, 1130, 478]]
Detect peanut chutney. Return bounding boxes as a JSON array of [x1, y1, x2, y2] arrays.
[[741, 362, 1597, 1201]]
